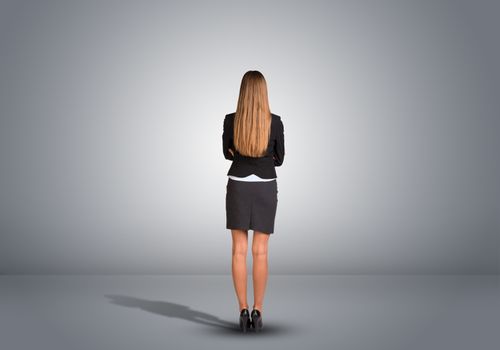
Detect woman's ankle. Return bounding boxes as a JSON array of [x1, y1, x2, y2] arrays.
[[252, 305, 263, 313]]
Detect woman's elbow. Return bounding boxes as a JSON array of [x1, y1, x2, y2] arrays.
[[273, 155, 284, 166]]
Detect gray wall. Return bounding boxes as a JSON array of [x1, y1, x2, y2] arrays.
[[0, 0, 498, 274]]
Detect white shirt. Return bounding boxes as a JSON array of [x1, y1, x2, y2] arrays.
[[228, 174, 276, 182]]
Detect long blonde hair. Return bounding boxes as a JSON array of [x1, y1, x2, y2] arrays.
[[233, 70, 272, 157]]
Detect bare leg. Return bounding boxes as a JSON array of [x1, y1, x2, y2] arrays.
[[252, 231, 270, 313], [231, 229, 249, 312]]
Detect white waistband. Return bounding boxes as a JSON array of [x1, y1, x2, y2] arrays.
[[228, 174, 276, 182]]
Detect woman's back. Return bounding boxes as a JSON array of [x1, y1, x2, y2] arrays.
[[222, 112, 285, 179]]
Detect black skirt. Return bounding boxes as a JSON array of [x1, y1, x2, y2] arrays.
[[226, 178, 278, 234]]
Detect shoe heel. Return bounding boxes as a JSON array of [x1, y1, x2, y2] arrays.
[[251, 309, 263, 332], [239, 309, 251, 333]]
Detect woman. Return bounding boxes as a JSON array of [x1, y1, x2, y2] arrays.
[[222, 70, 285, 332]]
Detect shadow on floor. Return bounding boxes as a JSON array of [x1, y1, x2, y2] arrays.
[[105, 294, 296, 336]]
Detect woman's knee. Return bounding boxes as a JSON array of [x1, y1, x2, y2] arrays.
[[232, 243, 248, 256], [252, 242, 268, 257]]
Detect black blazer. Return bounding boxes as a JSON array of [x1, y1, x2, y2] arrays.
[[222, 112, 285, 179]]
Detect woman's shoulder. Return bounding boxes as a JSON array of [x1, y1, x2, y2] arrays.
[[271, 113, 282, 122], [271, 114, 283, 130], [224, 113, 236, 128]]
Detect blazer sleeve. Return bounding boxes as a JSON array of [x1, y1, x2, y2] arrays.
[[222, 114, 234, 160], [273, 117, 285, 166]]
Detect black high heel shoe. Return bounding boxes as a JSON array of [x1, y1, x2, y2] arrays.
[[250, 309, 263, 332], [239, 308, 251, 332]]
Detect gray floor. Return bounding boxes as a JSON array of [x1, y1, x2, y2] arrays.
[[1, 275, 499, 350]]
